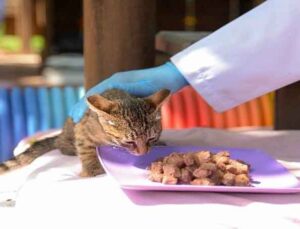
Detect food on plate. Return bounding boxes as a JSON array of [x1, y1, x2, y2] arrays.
[[147, 151, 251, 186]]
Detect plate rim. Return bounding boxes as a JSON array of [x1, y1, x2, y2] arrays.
[[97, 145, 300, 193]]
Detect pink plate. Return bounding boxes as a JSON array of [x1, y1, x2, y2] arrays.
[[97, 145, 300, 193]]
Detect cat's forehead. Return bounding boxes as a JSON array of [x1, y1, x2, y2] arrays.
[[104, 102, 159, 126], [114, 99, 155, 114]]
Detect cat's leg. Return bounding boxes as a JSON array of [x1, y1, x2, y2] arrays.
[[55, 118, 77, 156], [75, 139, 105, 177], [56, 138, 76, 156], [55, 135, 77, 156]]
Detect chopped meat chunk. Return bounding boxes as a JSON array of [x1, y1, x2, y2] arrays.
[[179, 168, 192, 183], [148, 172, 163, 183], [163, 164, 181, 178], [193, 168, 210, 178], [162, 175, 178, 184], [193, 151, 212, 165], [163, 153, 185, 168], [222, 172, 236, 186], [183, 153, 195, 166], [235, 174, 250, 186], [191, 178, 215, 186], [147, 150, 252, 186]]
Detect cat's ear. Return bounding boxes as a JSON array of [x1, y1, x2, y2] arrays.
[[86, 94, 116, 115], [144, 89, 171, 110]]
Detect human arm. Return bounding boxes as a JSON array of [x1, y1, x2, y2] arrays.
[[71, 0, 300, 122], [69, 62, 188, 122], [171, 0, 300, 112]]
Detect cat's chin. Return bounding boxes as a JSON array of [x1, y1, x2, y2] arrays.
[[130, 152, 148, 156], [125, 149, 149, 157]]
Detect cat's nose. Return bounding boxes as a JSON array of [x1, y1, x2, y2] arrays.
[[132, 140, 149, 156], [133, 145, 149, 156]]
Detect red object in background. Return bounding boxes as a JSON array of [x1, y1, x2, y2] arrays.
[[161, 97, 173, 129], [170, 92, 186, 129], [224, 108, 238, 128], [161, 86, 274, 129], [182, 88, 199, 128]]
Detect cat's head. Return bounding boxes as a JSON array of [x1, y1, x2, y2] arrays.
[[86, 89, 170, 156]]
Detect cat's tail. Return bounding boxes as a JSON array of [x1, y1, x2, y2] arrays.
[[0, 136, 58, 175]]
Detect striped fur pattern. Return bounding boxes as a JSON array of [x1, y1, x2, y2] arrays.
[[0, 89, 170, 177]]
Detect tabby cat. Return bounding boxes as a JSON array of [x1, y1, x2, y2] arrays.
[[0, 88, 170, 177]]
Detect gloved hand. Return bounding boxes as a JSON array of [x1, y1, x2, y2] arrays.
[[69, 61, 188, 122]]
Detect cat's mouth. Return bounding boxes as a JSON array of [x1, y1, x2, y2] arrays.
[[128, 150, 149, 156], [116, 140, 150, 156], [123, 145, 150, 156]]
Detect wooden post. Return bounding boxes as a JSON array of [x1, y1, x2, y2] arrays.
[[83, 0, 156, 90], [17, 0, 33, 53], [275, 82, 300, 130], [252, 0, 265, 7], [229, 0, 240, 21], [42, 0, 54, 61]]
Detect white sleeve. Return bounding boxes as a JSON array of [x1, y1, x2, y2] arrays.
[[171, 0, 300, 112]]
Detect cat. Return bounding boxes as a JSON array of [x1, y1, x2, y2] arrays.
[[0, 88, 170, 177]]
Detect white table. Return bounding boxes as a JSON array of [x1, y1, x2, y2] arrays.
[[1, 128, 300, 229]]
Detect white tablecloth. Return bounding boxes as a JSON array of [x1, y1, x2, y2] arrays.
[[1, 128, 300, 229]]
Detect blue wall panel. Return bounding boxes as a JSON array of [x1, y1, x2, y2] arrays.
[[50, 87, 66, 129], [24, 87, 40, 135], [0, 86, 82, 163], [11, 87, 26, 146], [0, 88, 13, 161], [37, 87, 52, 131]]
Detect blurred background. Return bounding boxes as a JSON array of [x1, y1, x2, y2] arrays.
[[0, 0, 264, 86], [1, 0, 285, 162]]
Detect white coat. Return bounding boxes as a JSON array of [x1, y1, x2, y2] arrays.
[[171, 0, 300, 112]]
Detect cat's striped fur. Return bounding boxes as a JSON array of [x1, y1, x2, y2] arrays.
[[0, 89, 170, 177]]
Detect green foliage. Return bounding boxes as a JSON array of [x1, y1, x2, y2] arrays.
[[31, 35, 45, 53], [0, 23, 45, 53]]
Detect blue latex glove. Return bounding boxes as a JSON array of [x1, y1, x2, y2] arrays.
[[69, 61, 188, 122]]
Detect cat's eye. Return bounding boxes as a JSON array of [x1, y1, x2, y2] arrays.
[[148, 137, 156, 143], [124, 141, 136, 146], [107, 120, 115, 126], [155, 114, 161, 120]]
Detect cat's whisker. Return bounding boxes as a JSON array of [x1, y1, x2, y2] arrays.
[[109, 142, 120, 147]]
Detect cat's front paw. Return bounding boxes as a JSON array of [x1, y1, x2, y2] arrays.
[[79, 166, 105, 177]]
